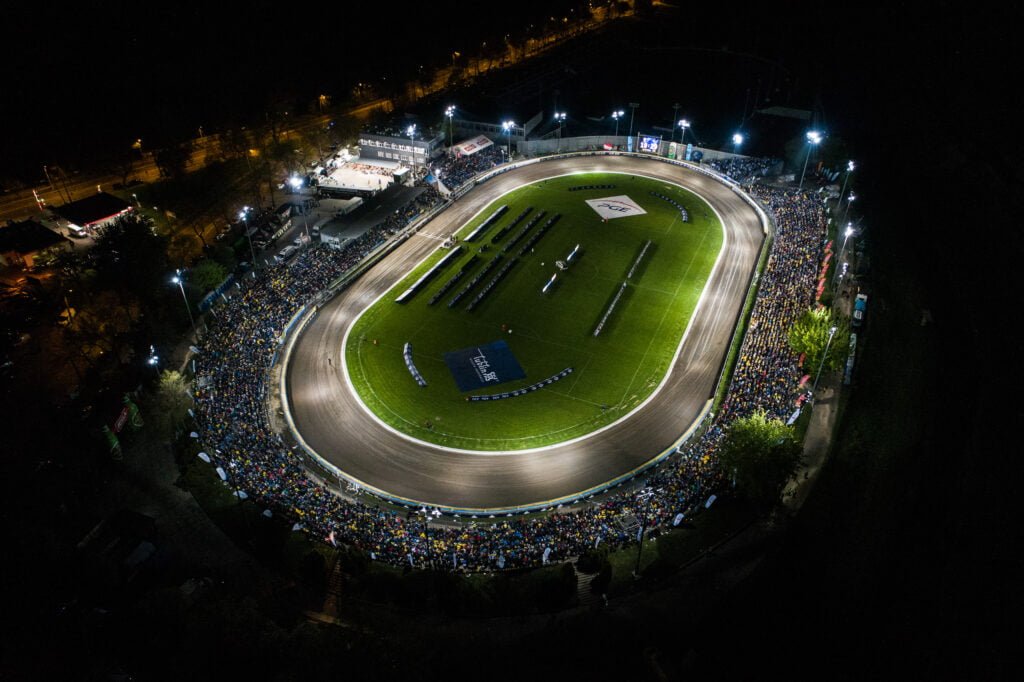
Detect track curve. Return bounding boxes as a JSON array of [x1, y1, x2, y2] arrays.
[[283, 155, 764, 510]]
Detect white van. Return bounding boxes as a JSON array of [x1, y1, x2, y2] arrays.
[[274, 245, 299, 263]]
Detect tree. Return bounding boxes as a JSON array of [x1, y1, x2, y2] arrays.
[[146, 370, 192, 438], [154, 142, 193, 179], [207, 243, 237, 273], [718, 410, 803, 508], [219, 127, 252, 166], [114, 147, 136, 186], [189, 259, 228, 294], [788, 306, 849, 375], [92, 214, 171, 307]]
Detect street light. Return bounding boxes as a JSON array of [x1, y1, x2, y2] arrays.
[[502, 120, 515, 161], [147, 345, 160, 368], [239, 206, 256, 273], [445, 105, 456, 154], [632, 486, 658, 578], [810, 325, 839, 401], [834, 223, 855, 295], [732, 133, 744, 154], [554, 111, 566, 152], [611, 109, 624, 140], [288, 175, 302, 193], [678, 118, 690, 145], [836, 160, 855, 215], [171, 269, 197, 338], [799, 130, 823, 191], [843, 192, 857, 224]]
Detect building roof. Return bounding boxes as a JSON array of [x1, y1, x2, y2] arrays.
[[0, 219, 70, 254], [51, 192, 132, 227]]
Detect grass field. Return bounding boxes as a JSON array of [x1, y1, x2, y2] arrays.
[[345, 172, 723, 450]]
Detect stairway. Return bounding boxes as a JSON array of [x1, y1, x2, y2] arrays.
[[573, 560, 599, 607]]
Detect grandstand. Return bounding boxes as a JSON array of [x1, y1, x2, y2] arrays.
[[191, 149, 829, 573]]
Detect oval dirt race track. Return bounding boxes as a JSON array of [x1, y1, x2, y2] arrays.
[[283, 155, 764, 510]]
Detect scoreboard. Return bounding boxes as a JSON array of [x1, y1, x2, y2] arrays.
[[638, 134, 661, 154]]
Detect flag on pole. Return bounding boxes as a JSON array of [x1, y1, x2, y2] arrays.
[[327, 530, 337, 547]]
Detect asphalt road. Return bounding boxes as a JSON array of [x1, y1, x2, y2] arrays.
[[284, 155, 764, 510]]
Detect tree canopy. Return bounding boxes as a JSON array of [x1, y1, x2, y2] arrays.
[[718, 410, 803, 508], [788, 306, 849, 377]]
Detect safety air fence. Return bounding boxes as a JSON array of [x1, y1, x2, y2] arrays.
[[395, 245, 464, 303], [462, 205, 508, 241]]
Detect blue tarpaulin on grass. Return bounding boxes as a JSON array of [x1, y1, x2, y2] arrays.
[[443, 339, 525, 392]]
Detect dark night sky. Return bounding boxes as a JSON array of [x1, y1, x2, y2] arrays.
[[4, 2, 1015, 178], [3, 0, 590, 178]]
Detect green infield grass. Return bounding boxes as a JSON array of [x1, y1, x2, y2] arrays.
[[345, 171, 723, 450]]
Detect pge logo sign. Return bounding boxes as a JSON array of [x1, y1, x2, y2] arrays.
[[585, 195, 648, 220]]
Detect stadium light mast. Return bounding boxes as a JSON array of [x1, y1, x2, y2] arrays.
[[554, 111, 566, 152], [811, 325, 839, 402], [627, 103, 639, 149], [678, 118, 691, 145], [502, 120, 515, 161], [445, 105, 456, 155], [171, 269, 197, 338], [672, 103, 681, 140], [612, 109, 624, 140], [732, 132, 744, 154], [239, 206, 256, 273], [837, 160, 855, 215], [799, 130, 823, 191]]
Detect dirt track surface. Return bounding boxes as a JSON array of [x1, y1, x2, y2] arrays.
[[284, 155, 763, 510]]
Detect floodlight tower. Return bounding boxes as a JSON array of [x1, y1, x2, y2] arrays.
[[612, 109, 624, 139], [445, 105, 456, 154], [799, 130, 823, 191], [732, 133, 744, 154], [678, 118, 691, 145], [502, 120, 515, 160]]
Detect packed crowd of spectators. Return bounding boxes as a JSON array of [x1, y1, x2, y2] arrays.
[[193, 170, 828, 572], [431, 146, 506, 190], [706, 156, 780, 183]]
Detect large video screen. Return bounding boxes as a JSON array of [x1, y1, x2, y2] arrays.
[[638, 135, 661, 153]]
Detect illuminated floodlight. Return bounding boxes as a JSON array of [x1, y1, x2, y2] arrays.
[[288, 176, 302, 189], [807, 130, 823, 145], [732, 133, 744, 146]]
